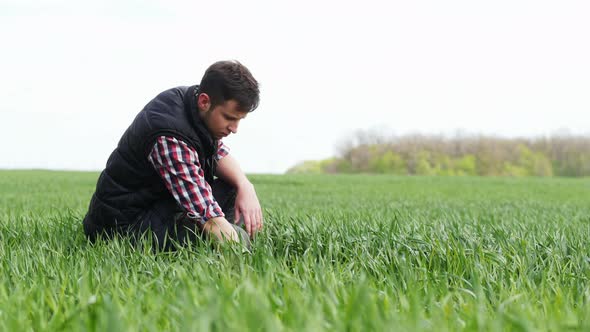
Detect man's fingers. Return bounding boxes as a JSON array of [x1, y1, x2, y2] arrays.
[[250, 211, 259, 234], [244, 212, 252, 237], [252, 210, 259, 232], [257, 210, 263, 231], [248, 211, 258, 238], [251, 212, 258, 234], [234, 207, 241, 225]]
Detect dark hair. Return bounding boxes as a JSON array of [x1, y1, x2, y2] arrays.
[[199, 60, 260, 112]]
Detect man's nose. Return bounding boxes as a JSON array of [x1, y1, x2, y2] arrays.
[[229, 122, 238, 134]]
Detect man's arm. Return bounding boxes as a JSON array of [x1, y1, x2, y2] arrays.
[[148, 136, 238, 244], [215, 150, 263, 238]]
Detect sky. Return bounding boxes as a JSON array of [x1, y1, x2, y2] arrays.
[[1, 0, 589, 173]]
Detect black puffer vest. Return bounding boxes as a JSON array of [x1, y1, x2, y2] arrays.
[[84, 85, 217, 228]]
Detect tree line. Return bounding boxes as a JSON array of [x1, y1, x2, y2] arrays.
[[287, 131, 590, 177]]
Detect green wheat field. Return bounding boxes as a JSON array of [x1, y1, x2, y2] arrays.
[[1, 170, 589, 331]]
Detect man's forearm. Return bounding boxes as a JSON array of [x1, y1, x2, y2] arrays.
[[215, 152, 262, 237], [216, 154, 251, 189]]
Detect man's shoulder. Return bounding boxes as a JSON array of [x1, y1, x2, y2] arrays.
[[153, 86, 191, 101], [141, 86, 194, 115]]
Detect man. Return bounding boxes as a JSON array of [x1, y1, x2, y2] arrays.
[[83, 60, 262, 251]]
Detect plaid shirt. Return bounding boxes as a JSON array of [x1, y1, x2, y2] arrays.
[[148, 136, 230, 222]]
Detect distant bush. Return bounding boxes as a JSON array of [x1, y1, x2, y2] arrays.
[[287, 131, 590, 177]]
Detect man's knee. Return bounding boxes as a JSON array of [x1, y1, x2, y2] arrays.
[[132, 207, 206, 251]]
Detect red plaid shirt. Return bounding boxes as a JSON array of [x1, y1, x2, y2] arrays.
[[148, 136, 230, 222]]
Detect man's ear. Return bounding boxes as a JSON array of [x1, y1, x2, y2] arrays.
[[197, 93, 211, 112]]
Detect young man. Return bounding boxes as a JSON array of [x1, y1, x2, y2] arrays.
[[83, 60, 262, 251]]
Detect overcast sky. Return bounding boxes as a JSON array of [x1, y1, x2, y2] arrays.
[[1, 0, 589, 173]]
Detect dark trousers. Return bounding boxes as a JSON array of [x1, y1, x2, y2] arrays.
[[84, 178, 239, 251]]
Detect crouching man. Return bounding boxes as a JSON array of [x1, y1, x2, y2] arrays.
[[83, 60, 263, 251]]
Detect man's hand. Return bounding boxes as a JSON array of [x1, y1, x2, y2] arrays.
[[203, 217, 239, 243], [234, 180, 263, 238]]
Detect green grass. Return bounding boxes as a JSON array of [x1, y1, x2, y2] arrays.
[[1, 170, 589, 331]]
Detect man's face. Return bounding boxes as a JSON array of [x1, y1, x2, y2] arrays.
[[198, 94, 248, 140]]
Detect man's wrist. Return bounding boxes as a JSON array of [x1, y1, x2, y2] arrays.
[[236, 178, 253, 190]]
